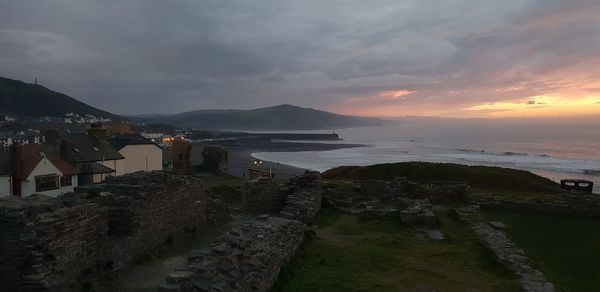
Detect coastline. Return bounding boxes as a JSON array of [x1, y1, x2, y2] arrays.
[[225, 142, 364, 179]]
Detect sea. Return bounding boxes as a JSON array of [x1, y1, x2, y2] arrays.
[[252, 119, 600, 193]]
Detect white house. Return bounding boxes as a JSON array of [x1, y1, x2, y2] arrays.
[[0, 144, 79, 197], [110, 134, 163, 174]]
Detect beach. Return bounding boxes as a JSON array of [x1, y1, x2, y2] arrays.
[[225, 141, 364, 179]]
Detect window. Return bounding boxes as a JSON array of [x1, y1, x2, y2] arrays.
[[60, 175, 72, 187], [35, 175, 59, 192]]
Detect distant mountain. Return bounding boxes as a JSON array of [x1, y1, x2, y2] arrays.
[[131, 104, 384, 130], [0, 76, 122, 120]]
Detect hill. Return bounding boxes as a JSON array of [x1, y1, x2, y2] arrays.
[[0, 77, 121, 120], [131, 104, 384, 130], [323, 162, 560, 193]]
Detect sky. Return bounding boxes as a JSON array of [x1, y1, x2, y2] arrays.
[[1, 0, 600, 118]]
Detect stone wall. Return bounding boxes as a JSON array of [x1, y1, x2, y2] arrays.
[[96, 172, 209, 268], [0, 171, 211, 291], [474, 223, 554, 292], [358, 178, 405, 200], [279, 171, 322, 223], [161, 216, 305, 292], [0, 195, 108, 291], [242, 178, 287, 213], [162, 171, 324, 292]]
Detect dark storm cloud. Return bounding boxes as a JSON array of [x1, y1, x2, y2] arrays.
[[0, 0, 599, 116]]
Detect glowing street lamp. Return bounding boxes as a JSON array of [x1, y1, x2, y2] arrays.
[[253, 159, 272, 178]]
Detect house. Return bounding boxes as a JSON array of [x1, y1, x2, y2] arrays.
[[60, 133, 125, 185], [0, 144, 79, 197], [109, 134, 163, 174], [3, 115, 17, 122]]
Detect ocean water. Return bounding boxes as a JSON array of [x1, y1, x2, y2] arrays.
[[252, 119, 600, 193]]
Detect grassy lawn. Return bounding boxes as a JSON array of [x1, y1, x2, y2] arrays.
[[273, 209, 521, 292], [485, 209, 600, 292]]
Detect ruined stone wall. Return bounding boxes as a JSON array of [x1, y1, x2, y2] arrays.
[[474, 223, 554, 292], [162, 171, 324, 292], [162, 216, 305, 292], [95, 172, 209, 268], [242, 178, 287, 213], [0, 196, 108, 291], [279, 171, 322, 223], [0, 171, 212, 291]]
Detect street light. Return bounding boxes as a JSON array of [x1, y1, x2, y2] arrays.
[[253, 159, 272, 178]]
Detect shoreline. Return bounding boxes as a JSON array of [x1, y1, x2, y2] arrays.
[[225, 142, 365, 179], [223, 140, 599, 194]]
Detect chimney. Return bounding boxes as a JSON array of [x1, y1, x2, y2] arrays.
[[87, 123, 107, 141], [59, 140, 70, 162]]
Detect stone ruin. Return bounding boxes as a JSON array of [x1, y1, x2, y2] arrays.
[[242, 171, 323, 223], [398, 198, 438, 226], [474, 222, 554, 292], [454, 206, 555, 292], [161, 216, 305, 292], [161, 171, 324, 292], [0, 195, 108, 291], [322, 179, 403, 216], [242, 177, 287, 214], [0, 171, 210, 291], [322, 178, 445, 225], [279, 171, 322, 223]]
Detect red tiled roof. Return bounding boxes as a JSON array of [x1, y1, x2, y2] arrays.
[[48, 156, 79, 176], [14, 144, 79, 180]]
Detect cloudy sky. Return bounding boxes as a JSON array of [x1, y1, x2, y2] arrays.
[[1, 0, 599, 118]]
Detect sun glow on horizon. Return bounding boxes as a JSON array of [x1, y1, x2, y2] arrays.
[[464, 96, 600, 118], [335, 91, 600, 119]]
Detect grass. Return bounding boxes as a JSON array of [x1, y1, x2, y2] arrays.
[[196, 172, 243, 187], [323, 162, 559, 194], [273, 209, 521, 292], [485, 209, 600, 292]]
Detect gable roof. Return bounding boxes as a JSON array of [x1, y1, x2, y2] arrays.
[[14, 144, 79, 180], [16, 144, 43, 180], [109, 134, 161, 151], [62, 134, 124, 163]]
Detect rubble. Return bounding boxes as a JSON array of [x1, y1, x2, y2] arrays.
[[398, 198, 438, 226]]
